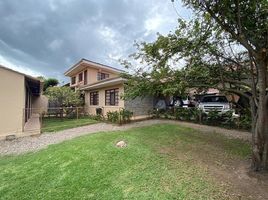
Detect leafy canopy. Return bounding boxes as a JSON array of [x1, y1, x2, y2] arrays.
[[45, 86, 83, 107], [43, 78, 59, 91]]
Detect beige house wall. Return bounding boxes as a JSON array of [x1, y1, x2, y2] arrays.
[[32, 95, 48, 113], [70, 66, 118, 88], [0, 68, 25, 138], [84, 84, 124, 116]]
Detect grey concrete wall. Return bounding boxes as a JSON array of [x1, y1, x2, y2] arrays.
[[125, 96, 154, 116]]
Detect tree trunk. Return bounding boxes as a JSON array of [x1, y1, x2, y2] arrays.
[[251, 53, 268, 171]]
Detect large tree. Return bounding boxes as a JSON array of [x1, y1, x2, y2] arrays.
[[123, 1, 268, 170], [183, 0, 268, 170], [182, 0, 268, 171]]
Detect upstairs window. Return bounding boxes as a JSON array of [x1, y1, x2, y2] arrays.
[[105, 88, 119, 106], [71, 76, 76, 85], [79, 73, 83, 82], [84, 70, 88, 85], [90, 91, 99, 105], [97, 72, 109, 81]]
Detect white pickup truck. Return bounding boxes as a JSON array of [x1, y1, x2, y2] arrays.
[[198, 95, 232, 114]]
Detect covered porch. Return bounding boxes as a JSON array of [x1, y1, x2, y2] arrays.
[[22, 76, 42, 137]]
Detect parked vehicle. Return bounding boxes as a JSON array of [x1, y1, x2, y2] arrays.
[[169, 96, 183, 108], [198, 95, 232, 114], [182, 96, 196, 108], [155, 99, 167, 110]]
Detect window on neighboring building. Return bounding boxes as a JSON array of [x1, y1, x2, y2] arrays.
[[97, 72, 109, 81], [79, 73, 83, 82], [105, 88, 119, 106], [90, 91, 99, 105], [71, 76, 76, 85]]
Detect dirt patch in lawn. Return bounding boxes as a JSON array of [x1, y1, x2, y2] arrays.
[[157, 132, 268, 200]]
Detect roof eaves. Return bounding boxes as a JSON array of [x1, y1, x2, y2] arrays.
[[64, 58, 125, 76], [0, 65, 41, 82], [79, 77, 126, 90]]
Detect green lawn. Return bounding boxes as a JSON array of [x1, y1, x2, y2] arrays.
[[42, 117, 98, 132], [0, 124, 251, 199]]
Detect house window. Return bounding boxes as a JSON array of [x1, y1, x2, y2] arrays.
[[105, 88, 119, 106], [79, 73, 83, 82], [71, 76, 76, 85], [90, 91, 99, 105], [84, 70, 88, 85], [97, 72, 109, 81]]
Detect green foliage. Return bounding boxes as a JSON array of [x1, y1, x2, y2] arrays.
[[43, 78, 59, 91], [88, 114, 103, 121], [149, 109, 166, 119], [149, 107, 250, 130], [121, 61, 187, 100], [107, 109, 133, 124], [174, 107, 202, 122], [237, 109, 252, 130], [203, 110, 234, 127], [119, 109, 133, 123], [44, 86, 83, 107], [182, 0, 268, 50], [106, 110, 120, 123]]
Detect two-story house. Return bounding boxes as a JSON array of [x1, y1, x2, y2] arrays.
[[64, 58, 154, 119]]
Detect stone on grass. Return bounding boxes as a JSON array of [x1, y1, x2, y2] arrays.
[[116, 140, 127, 148]]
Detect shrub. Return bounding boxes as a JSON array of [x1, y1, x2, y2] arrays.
[[203, 110, 236, 128], [174, 107, 202, 122], [119, 109, 133, 123], [88, 114, 103, 121], [237, 109, 252, 130], [107, 109, 133, 124], [107, 111, 120, 123], [149, 109, 161, 118]]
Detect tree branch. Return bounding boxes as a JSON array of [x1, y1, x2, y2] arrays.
[[223, 78, 252, 88], [191, 83, 252, 99], [236, 0, 242, 35], [202, 2, 258, 58]]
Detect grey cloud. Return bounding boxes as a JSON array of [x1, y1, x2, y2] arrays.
[[0, 0, 189, 82]]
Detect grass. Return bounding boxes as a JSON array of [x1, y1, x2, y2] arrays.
[[42, 117, 98, 132], [0, 124, 251, 199]]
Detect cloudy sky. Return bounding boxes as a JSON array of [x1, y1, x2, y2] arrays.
[[0, 0, 191, 83]]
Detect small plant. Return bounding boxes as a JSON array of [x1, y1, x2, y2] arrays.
[[221, 111, 236, 128], [107, 111, 120, 123], [119, 109, 133, 123], [174, 107, 202, 122], [203, 110, 236, 128], [107, 109, 133, 124], [237, 109, 252, 130], [205, 109, 221, 125], [148, 109, 165, 119], [88, 114, 103, 121]]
